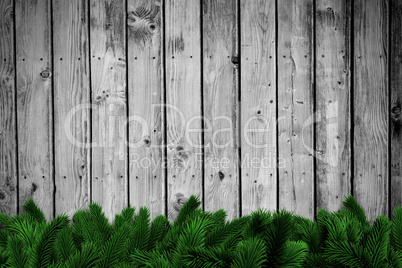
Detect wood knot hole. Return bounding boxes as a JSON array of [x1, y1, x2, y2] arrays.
[[31, 183, 37, 193], [144, 138, 151, 147], [231, 55, 239, 65], [392, 106, 401, 119], [40, 69, 51, 78], [218, 171, 225, 180]]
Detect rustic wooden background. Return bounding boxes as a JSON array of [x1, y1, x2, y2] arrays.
[[0, 0, 401, 222]]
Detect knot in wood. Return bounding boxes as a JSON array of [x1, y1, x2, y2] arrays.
[[392, 106, 401, 119], [31, 183, 37, 193], [231, 55, 239, 65], [2, 76, 12, 86], [143, 136, 151, 147], [173, 193, 188, 211], [94, 95, 104, 103], [218, 171, 225, 180], [40, 69, 51, 78]]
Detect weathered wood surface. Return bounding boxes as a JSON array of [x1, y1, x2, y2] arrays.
[[240, 0, 277, 215], [0, 0, 17, 215], [315, 0, 351, 212], [3, 0, 402, 221], [353, 0, 389, 221], [53, 0, 90, 219], [165, 0, 202, 221], [391, 0, 402, 215], [278, 0, 314, 219], [90, 0, 127, 221], [203, 0, 239, 219], [15, 0, 53, 220], [127, 0, 164, 219]]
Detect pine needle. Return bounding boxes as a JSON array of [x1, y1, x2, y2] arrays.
[[28, 214, 69, 268], [174, 195, 201, 228], [22, 199, 46, 224], [232, 237, 266, 268]]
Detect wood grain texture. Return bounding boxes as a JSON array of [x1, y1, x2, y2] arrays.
[[390, 0, 402, 214], [128, 0, 164, 219], [203, 0, 239, 219], [278, 0, 314, 219], [240, 0, 277, 215], [165, 0, 202, 221], [354, 0, 388, 221], [90, 0, 127, 221], [53, 0, 90, 219], [315, 0, 351, 212], [15, 0, 53, 220], [0, 0, 17, 215]]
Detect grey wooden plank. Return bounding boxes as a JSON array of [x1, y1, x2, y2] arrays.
[[203, 0, 239, 219], [53, 0, 90, 219], [165, 0, 202, 221], [90, 0, 128, 222], [315, 0, 352, 212], [240, 0, 277, 215], [278, 0, 314, 219], [353, 0, 389, 221], [0, 0, 17, 215], [391, 0, 402, 215], [127, 0, 165, 219], [16, 0, 53, 220]]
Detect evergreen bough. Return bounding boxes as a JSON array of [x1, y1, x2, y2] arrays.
[[0, 195, 401, 267]]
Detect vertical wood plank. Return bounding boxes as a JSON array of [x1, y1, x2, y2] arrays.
[[315, 0, 351, 212], [203, 0, 239, 219], [240, 0, 277, 215], [53, 0, 90, 218], [278, 0, 314, 218], [391, 0, 402, 214], [90, 0, 127, 221], [0, 0, 17, 215], [15, 0, 53, 220], [165, 0, 202, 221], [127, 0, 164, 219], [354, 0, 388, 221]]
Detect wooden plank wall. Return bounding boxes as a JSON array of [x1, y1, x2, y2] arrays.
[[1, 0, 401, 223]]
